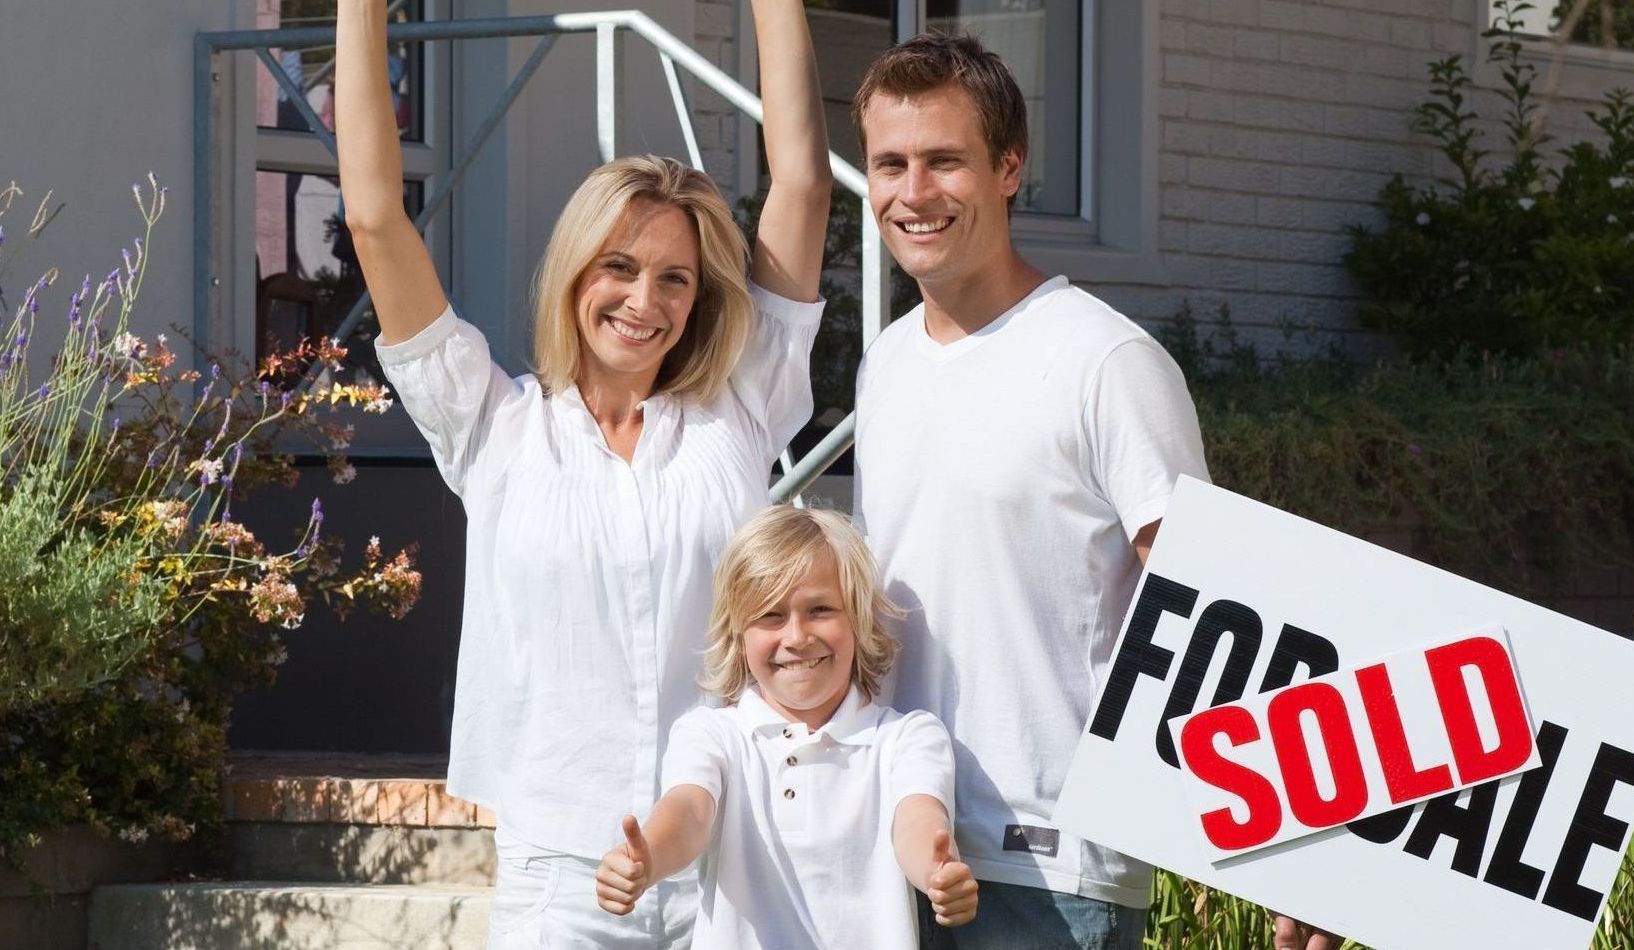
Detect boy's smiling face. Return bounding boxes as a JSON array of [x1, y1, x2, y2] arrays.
[[745, 551, 856, 731]]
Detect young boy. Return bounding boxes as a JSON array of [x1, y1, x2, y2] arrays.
[[594, 505, 978, 947]]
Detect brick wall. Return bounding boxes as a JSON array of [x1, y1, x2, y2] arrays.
[[1097, 0, 1625, 352], [691, 0, 742, 202]]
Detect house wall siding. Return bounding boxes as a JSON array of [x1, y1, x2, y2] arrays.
[[1086, 0, 1631, 353]]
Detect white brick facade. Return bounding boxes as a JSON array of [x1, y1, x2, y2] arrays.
[[1101, 0, 1630, 349]]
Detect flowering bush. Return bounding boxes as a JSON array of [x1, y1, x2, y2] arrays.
[[0, 177, 420, 867], [1345, 0, 1634, 360]]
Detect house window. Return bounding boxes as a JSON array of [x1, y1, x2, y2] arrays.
[[804, 0, 1091, 220], [1487, 0, 1634, 51], [250, 0, 443, 387]]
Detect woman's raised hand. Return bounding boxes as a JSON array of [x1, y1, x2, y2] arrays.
[[747, 0, 832, 302], [335, 0, 447, 344]]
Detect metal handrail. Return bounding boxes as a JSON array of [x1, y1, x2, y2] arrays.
[[195, 10, 875, 502]]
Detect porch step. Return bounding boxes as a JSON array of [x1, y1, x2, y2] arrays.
[[85, 752, 499, 950], [86, 881, 490, 950], [222, 751, 497, 886]]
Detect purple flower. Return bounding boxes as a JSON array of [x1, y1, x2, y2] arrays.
[[35, 384, 49, 399], [210, 362, 221, 380], [121, 248, 135, 278], [0, 225, 6, 248], [1406, 443, 1422, 456], [310, 497, 324, 524]]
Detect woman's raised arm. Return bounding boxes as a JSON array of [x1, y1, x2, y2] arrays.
[[748, 0, 832, 303], [336, 0, 447, 344]]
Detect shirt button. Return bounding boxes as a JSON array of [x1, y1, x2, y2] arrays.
[[782, 727, 793, 739], [785, 755, 798, 766], [784, 788, 796, 800]]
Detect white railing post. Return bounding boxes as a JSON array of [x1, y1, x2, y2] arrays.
[[861, 199, 889, 346], [596, 21, 621, 162], [659, 53, 704, 169]]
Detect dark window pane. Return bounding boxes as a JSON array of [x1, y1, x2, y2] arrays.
[[927, 0, 1079, 215], [255, 0, 425, 143], [805, 1, 895, 170], [253, 170, 421, 386], [1547, 0, 1634, 49]]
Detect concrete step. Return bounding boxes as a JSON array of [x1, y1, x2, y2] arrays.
[[87, 881, 491, 950], [222, 750, 496, 886], [228, 823, 494, 886]]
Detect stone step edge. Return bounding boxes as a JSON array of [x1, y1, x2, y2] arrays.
[[225, 775, 495, 830], [86, 881, 493, 950]]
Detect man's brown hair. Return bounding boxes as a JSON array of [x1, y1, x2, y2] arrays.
[[851, 31, 1029, 169]]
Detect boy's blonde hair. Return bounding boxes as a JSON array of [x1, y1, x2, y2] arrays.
[[530, 154, 753, 402], [700, 506, 902, 703]]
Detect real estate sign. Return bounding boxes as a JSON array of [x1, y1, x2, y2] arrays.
[[1056, 477, 1634, 950]]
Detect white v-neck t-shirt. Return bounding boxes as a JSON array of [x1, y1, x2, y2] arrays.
[[662, 686, 956, 949], [376, 285, 822, 858], [853, 276, 1209, 906]]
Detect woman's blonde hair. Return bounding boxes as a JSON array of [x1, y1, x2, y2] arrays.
[[530, 155, 752, 402], [700, 505, 903, 703]]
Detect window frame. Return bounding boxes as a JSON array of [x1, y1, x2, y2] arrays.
[[229, 0, 454, 457], [1481, 0, 1634, 64], [747, 0, 1164, 285]]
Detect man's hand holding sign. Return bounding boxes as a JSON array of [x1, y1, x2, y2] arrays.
[[1058, 477, 1634, 950]]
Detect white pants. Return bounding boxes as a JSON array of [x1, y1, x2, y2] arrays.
[[488, 846, 697, 949]]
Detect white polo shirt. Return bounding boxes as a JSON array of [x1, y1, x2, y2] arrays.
[[854, 276, 1209, 906], [661, 686, 956, 950], [376, 286, 822, 859]]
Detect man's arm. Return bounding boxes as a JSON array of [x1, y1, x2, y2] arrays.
[[594, 785, 715, 915], [1134, 519, 1160, 565], [893, 794, 978, 927]]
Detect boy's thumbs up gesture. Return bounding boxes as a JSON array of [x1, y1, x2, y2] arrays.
[[926, 828, 979, 927], [595, 815, 654, 915]]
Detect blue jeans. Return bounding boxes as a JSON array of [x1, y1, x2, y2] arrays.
[[917, 882, 1146, 950]]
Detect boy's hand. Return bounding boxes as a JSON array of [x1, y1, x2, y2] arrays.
[[594, 815, 653, 915], [926, 828, 979, 927]]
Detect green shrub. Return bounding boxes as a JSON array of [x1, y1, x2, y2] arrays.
[[1346, 1, 1634, 361], [0, 180, 421, 873]]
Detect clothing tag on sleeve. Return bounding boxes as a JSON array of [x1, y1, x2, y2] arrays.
[[1002, 824, 1060, 857]]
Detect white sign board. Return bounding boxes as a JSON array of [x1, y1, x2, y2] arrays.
[[1056, 478, 1634, 950]]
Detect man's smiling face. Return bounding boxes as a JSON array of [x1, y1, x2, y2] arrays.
[[860, 83, 1023, 290]]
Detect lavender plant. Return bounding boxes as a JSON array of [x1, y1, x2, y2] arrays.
[[0, 178, 420, 863]]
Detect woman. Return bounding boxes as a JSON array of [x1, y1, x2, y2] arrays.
[[335, 2, 830, 945]]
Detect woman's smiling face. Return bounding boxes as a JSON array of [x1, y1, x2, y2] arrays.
[[572, 198, 701, 393]]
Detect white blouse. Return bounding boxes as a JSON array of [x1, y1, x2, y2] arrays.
[[376, 286, 823, 858]]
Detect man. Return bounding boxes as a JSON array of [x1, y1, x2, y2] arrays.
[[848, 33, 1334, 950]]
